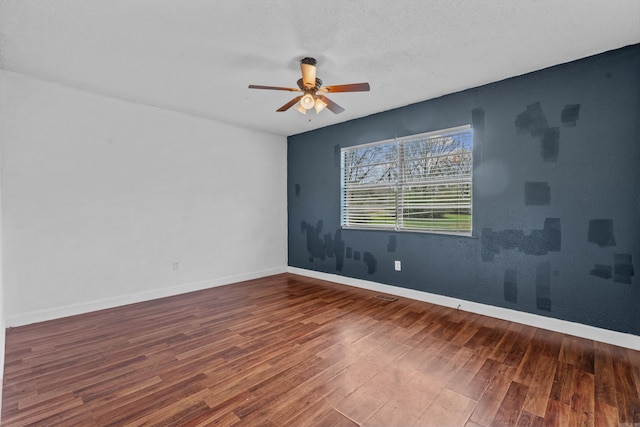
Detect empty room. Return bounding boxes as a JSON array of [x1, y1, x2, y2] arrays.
[[1, 1, 639, 426]]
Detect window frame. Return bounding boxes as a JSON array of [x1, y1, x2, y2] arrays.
[[340, 124, 473, 236]]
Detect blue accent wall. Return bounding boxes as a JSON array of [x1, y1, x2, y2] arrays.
[[287, 44, 640, 335]]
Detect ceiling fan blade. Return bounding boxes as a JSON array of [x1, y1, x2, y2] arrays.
[[249, 85, 301, 92], [276, 96, 303, 112], [319, 83, 370, 93], [316, 95, 345, 114]]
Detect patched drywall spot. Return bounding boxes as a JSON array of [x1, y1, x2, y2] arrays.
[[295, 184, 301, 196], [363, 252, 377, 274], [588, 219, 616, 247], [472, 108, 485, 128], [542, 218, 562, 252], [561, 104, 581, 126], [613, 253, 634, 284], [515, 101, 570, 161], [471, 108, 485, 147], [481, 218, 561, 261], [323, 233, 334, 258], [515, 102, 549, 137], [300, 220, 346, 271], [302, 219, 326, 261], [590, 264, 612, 279], [333, 229, 345, 271], [541, 128, 559, 162], [525, 182, 551, 205], [589, 253, 634, 283], [536, 262, 552, 311], [302, 220, 327, 260], [304, 229, 376, 273], [387, 235, 397, 252], [515, 112, 530, 135], [504, 268, 518, 303]]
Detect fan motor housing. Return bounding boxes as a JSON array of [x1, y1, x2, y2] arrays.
[[297, 78, 323, 91]]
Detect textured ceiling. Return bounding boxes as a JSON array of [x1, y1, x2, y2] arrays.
[[1, 0, 639, 136]]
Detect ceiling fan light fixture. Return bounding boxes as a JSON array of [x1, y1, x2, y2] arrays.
[[300, 93, 315, 110], [248, 57, 368, 115], [314, 97, 327, 113]]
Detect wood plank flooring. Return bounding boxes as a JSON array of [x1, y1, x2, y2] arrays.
[[2, 273, 640, 426]]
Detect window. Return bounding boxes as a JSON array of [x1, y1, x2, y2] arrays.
[[341, 125, 473, 235]]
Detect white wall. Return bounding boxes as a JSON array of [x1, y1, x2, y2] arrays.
[[0, 71, 6, 417], [1, 71, 287, 326]]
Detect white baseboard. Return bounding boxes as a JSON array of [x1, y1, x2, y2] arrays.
[[6, 267, 287, 327], [288, 267, 640, 351]]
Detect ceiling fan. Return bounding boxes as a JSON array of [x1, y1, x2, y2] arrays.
[[248, 57, 370, 115]]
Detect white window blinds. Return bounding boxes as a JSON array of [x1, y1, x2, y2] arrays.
[[341, 125, 473, 235]]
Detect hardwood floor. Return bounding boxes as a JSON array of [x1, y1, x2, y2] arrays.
[[2, 273, 640, 426]]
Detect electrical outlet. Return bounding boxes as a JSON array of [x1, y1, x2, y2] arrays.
[[394, 260, 401, 271], [172, 261, 180, 271]]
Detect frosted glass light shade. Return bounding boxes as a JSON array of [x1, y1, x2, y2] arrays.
[[300, 94, 315, 110]]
